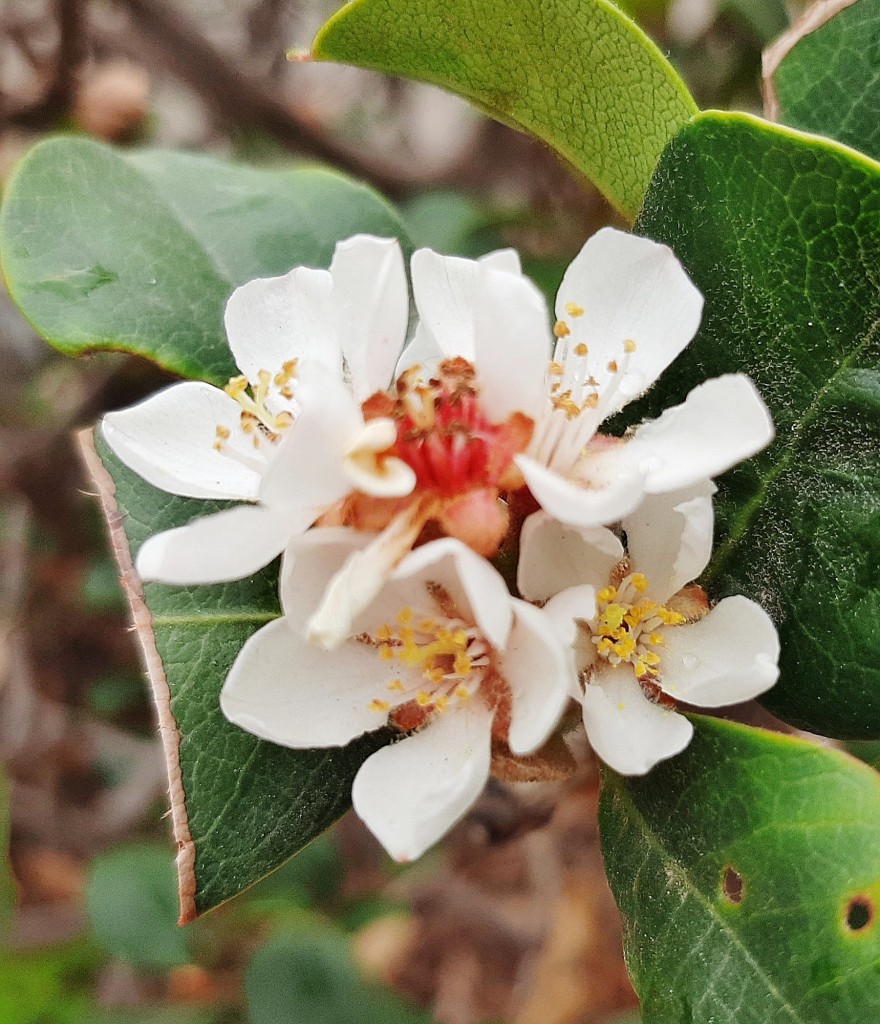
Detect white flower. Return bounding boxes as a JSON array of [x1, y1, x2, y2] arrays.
[[416, 226, 775, 528], [102, 235, 414, 585], [220, 533, 571, 862], [518, 483, 780, 775]]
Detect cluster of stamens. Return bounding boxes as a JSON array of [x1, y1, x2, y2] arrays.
[[375, 358, 528, 496], [530, 299, 639, 472], [213, 360, 298, 452], [357, 584, 491, 725], [591, 571, 685, 680]]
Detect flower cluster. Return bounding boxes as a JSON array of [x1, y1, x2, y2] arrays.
[[103, 229, 780, 861]]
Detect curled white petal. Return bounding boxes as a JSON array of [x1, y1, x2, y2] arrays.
[[341, 418, 416, 498]]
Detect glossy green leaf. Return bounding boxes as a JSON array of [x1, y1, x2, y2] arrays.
[[0, 137, 407, 384], [600, 716, 880, 1023], [88, 433, 390, 918], [633, 112, 880, 738], [312, 0, 697, 220], [766, 0, 880, 161]]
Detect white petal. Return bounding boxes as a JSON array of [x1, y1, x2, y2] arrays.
[[136, 504, 315, 584], [280, 527, 376, 633], [331, 235, 409, 400], [472, 267, 551, 421], [602, 374, 775, 495], [582, 667, 693, 775], [622, 481, 716, 604], [554, 227, 703, 417], [542, 586, 598, 698], [102, 382, 264, 500], [395, 320, 443, 379], [516, 455, 646, 529], [659, 596, 780, 707], [393, 538, 513, 650], [220, 617, 402, 748], [503, 599, 572, 755], [259, 362, 363, 509], [224, 266, 339, 383], [352, 700, 493, 861], [517, 510, 622, 602], [306, 503, 429, 650], [479, 248, 522, 275]]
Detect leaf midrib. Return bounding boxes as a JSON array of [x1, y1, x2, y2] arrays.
[[152, 612, 280, 627]]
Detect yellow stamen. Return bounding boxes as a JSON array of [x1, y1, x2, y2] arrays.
[[574, 342, 589, 357], [565, 302, 585, 317], [369, 699, 390, 713], [553, 320, 571, 338], [624, 338, 637, 353]]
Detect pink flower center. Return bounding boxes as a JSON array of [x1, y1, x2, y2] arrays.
[[384, 358, 531, 497]]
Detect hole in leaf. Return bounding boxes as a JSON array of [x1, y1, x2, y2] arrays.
[[721, 866, 744, 904], [846, 896, 874, 932]]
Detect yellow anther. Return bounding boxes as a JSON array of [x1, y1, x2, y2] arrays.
[[565, 302, 585, 317], [397, 607, 414, 625], [453, 653, 473, 676], [454, 684, 471, 701], [607, 359, 619, 373], [387, 679, 405, 692], [624, 338, 637, 353], [425, 667, 445, 685], [658, 609, 687, 626], [583, 392, 600, 409], [215, 425, 231, 440], [378, 645, 394, 661], [644, 651, 661, 666], [574, 342, 589, 357], [416, 691, 432, 707], [649, 633, 664, 646], [554, 320, 571, 338], [452, 630, 469, 648], [419, 618, 436, 632], [224, 375, 248, 398], [369, 699, 390, 713], [631, 573, 648, 592], [601, 604, 626, 631], [376, 625, 393, 642], [597, 586, 617, 603], [434, 695, 450, 712], [548, 360, 565, 376]]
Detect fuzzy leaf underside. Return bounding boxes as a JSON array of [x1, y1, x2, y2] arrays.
[[634, 111, 880, 738]]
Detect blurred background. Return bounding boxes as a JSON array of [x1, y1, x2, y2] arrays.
[[0, 0, 797, 1021]]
